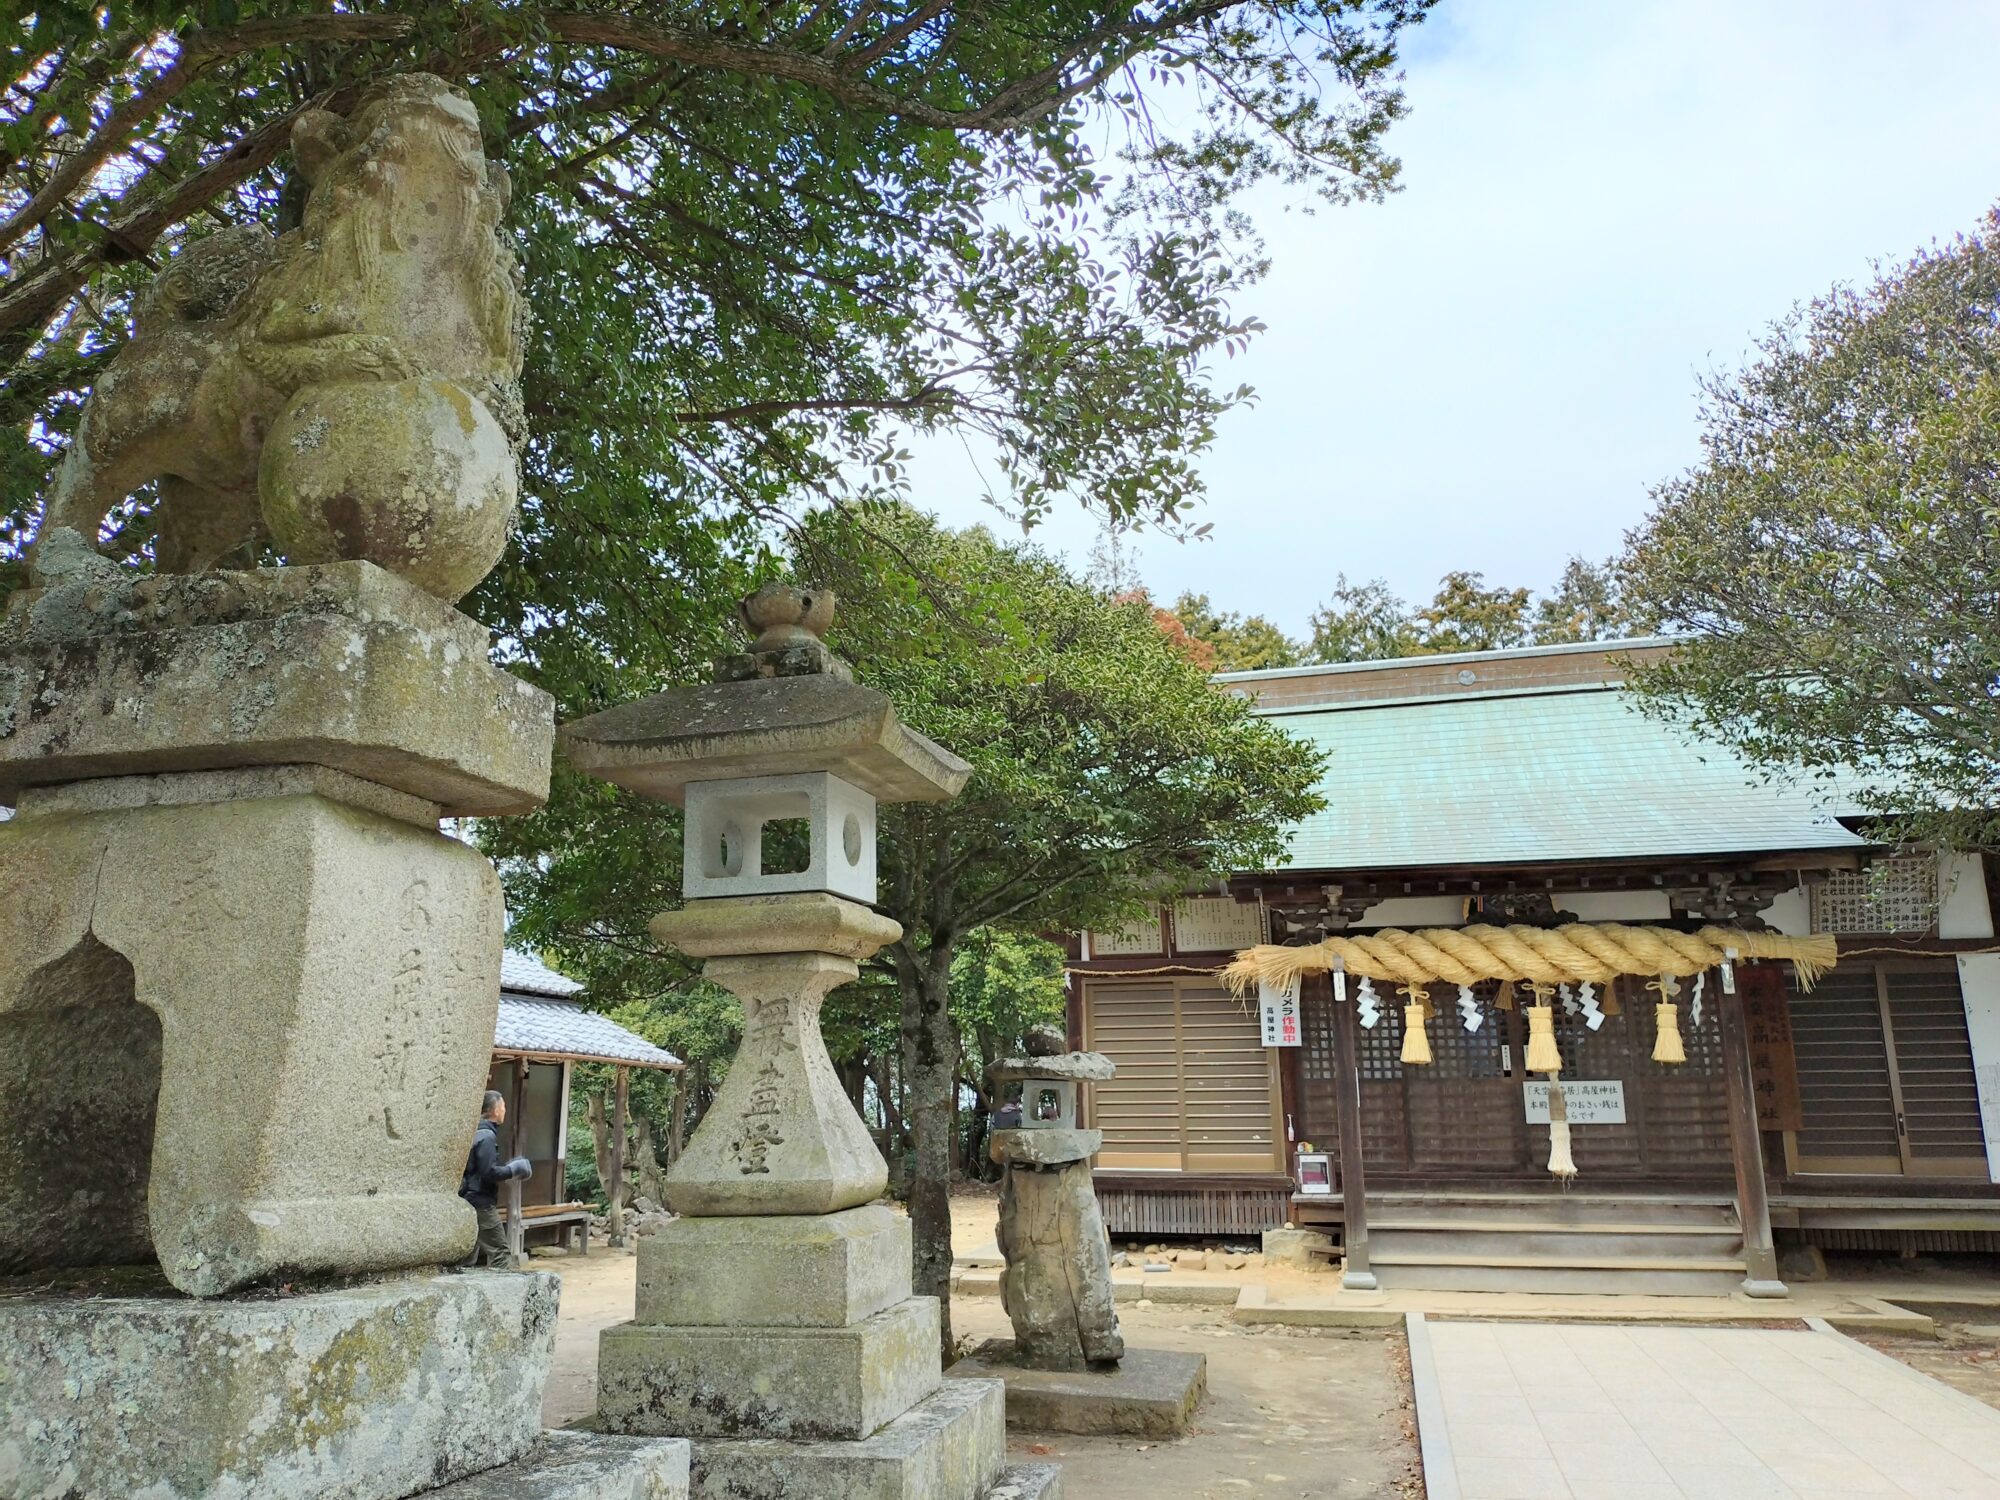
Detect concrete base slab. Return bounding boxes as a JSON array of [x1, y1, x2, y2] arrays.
[[421, 1432, 690, 1498], [987, 1462, 1063, 1498], [0, 560, 553, 816], [685, 1377, 1006, 1500], [599, 1296, 942, 1439], [945, 1342, 1205, 1437], [951, 1269, 1239, 1307], [635, 1206, 910, 1327], [0, 1269, 555, 1500]]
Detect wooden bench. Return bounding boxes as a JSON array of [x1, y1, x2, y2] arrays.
[[501, 1185, 591, 1259]]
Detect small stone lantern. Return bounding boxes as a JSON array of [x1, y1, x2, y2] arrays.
[[987, 1025, 1122, 1369], [1017, 1076, 1077, 1131]]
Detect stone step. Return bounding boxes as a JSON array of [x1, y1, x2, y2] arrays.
[[989, 1462, 1065, 1498], [1369, 1254, 1747, 1296], [1353, 1194, 1738, 1228], [688, 1375, 1006, 1500], [1370, 1225, 1745, 1259], [421, 1432, 690, 1497], [1371, 1216, 1739, 1236]]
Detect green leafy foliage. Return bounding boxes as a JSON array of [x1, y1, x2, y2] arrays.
[[1169, 589, 1304, 671], [3, 0, 1432, 641], [801, 505, 1329, 950], [1622, 208, 2000, 851], [1305, 558, 1635, 663]]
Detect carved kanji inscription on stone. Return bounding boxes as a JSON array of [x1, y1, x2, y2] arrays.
[[730, 1061, 786, 1174]]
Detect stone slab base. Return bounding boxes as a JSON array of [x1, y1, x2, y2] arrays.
[[988, 1464, 1064, 1499], [634, 1205, 910, 1328], [421, 1432, 690, 1498], [945, 1342, 1206, 1437], [600, 1296, 942, 1439], [0, 1270, 555, 1500], [0, 560, 553, 816], [683, 1376, 1006, 1500]]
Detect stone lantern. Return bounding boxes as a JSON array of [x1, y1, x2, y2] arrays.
[[561, 585, 1059, 1499], [946, 1024, 1208, 1437]]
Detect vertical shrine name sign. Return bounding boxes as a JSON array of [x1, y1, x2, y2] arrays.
[[1260, 974, 1302, 1047]]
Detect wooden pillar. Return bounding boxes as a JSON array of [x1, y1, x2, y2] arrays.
[[503, 1175, 525, 1266], [608, 1064, 630, 1248], [1328, 971, 1377, 1291], [1718, 984, 1787, 1296], [507, 1057, 530, 1264]]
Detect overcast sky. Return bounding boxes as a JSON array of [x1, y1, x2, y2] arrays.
[[911, 0, 2000, 636]]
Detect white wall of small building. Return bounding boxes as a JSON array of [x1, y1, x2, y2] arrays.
[[1931, 853, 2000, 1183]]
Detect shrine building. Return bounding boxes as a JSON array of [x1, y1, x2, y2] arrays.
[[1064, 638, 2000, 1293]]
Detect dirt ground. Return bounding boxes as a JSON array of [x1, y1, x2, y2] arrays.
[[539, 1242, 1421, 1500], [957, 1294, 1421, 1500], [1860, 1299, 2000, 1414], [948, 1184, 1341, 1300]]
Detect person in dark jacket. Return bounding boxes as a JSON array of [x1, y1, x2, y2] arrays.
[[461, 1090, 533, 1268]]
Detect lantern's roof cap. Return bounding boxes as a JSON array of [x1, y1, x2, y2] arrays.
[[989, 1051, 1115, 1084], [560, 673, 970, 805]]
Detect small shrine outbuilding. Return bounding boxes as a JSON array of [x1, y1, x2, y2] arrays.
[[487, 948, 680, 1251]]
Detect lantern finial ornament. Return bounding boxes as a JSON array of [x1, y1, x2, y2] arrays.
[[741, 583, 836, 650]]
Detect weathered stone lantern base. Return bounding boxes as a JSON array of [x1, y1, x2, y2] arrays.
[[0, 1271, 694, 1499], [597, 1203, 1060, 1498], [946, 1344, 1209, 1439]]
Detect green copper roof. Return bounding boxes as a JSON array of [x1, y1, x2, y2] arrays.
[[1266, 686, 1865, 872]]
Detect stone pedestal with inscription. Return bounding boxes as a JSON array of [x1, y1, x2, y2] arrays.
[[0, 561, 553, 1297], [565, 587, 1060, 1500]]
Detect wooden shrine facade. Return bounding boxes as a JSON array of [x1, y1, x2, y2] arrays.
[[1064, 641, 2000, 1266]]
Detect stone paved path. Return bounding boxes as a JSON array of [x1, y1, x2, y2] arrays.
[[1409, 1315, 2000, 1499]]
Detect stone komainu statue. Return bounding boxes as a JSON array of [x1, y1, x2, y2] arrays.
[[38, 73, 525, 602]]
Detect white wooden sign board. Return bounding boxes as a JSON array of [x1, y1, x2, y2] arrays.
[[1259, 974, 1302, 1047], [1522, 1079, 1626, 1124], [1088, 908, 1163, 956], [1172, 896, 1264, 954]]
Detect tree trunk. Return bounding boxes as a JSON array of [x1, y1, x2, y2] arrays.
[[608, 1066, 630, 1247], [963, 1082, 993, 1181], [866, 1056, 906, 1154], [664, 1072, 689, 1166], [897, 939, 960, 1362], [587, 1084, 626, 1244], [632, 1112, 670, 1206], [682, 1059, 711, 1140]]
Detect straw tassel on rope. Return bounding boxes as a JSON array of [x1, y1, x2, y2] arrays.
[[1400, 987, 1432, 1065], [1524, 985, 1563, 1074], [1650, 975, 1686, 1065]]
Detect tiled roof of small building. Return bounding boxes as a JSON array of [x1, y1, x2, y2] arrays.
[[499, 947, 585, 998], [494, 947, 679, 1068], [494, 994, 681, 1069], [1232, 662, 1868, 872]]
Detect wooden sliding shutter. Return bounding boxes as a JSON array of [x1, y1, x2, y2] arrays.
[[1084, 981, 1183, 1169], [1085, 978, 1282, 1173], [1788, 960, 1988, 1178], [1885, 965, 1989, 1172]]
